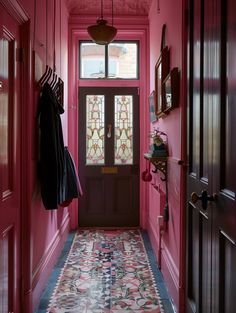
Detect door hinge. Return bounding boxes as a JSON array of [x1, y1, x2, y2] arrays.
[[17, 47, 24, 63]]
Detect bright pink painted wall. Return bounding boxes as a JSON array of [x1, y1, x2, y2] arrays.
[[18, 0, 69, 310], [148, 0, 184, 311]]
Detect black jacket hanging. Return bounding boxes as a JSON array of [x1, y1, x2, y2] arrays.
[[38, 82, 65, 210], [59, 147, 83, 207]]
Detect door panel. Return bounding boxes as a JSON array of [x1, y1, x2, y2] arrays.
[[87, 177, 105, 213], [187, 203, 211, 313], [114, 177, 133, 213], [187, 1, 212, 311], [212, 0, 236, 312], [215, 231, 236, 313], [0, 6, 21, 313], [79, 87, 140, 227], [187, 0, 236, 312]]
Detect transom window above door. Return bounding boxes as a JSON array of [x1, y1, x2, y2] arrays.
[[79, 41, 139, 79]]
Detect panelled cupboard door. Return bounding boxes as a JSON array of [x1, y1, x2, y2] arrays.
[[78, 87, 140, 227], [212, 0, 236, 311], [0, 5, 22, 313], [187, 0, 236, 312], [187, 0, 213, 311]]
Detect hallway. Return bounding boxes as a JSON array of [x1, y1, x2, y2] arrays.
[[35, 230, 174, 313], [1, 0, 236, 312]]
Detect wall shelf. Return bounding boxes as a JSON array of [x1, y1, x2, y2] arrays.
[[144, 153, 169, 222], [144, 153, 167, 181]]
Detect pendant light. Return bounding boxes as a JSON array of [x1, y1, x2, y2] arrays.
[[87, 0, 117, 45]]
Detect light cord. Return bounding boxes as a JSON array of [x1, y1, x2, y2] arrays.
[[112, 0, 114, 26], [101, 0, 103, 19]]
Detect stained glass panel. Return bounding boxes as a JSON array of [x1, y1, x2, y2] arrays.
[[114, 95, 133, 164], [86, 95, 105, 165]]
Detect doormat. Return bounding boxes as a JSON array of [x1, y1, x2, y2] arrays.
[[47, 229, 164, 313]]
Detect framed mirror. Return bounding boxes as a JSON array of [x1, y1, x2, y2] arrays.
[[155, 46, 170, 117], [163, 67, 179, 112]]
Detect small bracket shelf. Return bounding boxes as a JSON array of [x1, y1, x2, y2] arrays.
[[144, 153, 169, 222], [144, 153, 167, 181]]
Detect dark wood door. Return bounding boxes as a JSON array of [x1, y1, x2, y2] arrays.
[[0, 6, 22, 313], [78, 87, 140, 227], [187, 0, 236, 312]]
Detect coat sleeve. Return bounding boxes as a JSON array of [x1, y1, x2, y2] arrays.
[[59, 147, 83, 207]]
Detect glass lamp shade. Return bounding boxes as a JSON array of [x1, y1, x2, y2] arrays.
[[87, 18, 117, 45]]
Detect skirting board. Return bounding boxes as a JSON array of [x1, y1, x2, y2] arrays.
[[147, 219, 179, 308], [161, 241, 179, 291], [32, 213, 70, 287], [32, 213, 70, 308]]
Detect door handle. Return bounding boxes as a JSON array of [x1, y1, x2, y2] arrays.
[[191, 190, 217, 210], [107, 124, 112, 138]]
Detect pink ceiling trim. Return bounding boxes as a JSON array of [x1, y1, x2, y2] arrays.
[[65, 0, 152, 16]]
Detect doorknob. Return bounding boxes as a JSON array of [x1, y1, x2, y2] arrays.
[[191, 190, 217, 210], [107, 124, 112, 138]]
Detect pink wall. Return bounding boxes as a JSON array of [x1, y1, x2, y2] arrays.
[[148, 0, 185, 311], [17, 0, 70, 310]]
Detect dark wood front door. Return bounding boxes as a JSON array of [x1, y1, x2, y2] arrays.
[[0, 6, 22, 313], [78, 87, 140, 227], [187, 0, 236, 312]]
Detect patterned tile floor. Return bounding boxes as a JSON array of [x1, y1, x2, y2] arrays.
[[35, 230, 175, 313]]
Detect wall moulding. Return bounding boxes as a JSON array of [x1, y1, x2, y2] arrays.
[[0, 0, 29, 23], [69, 15, 149, 27]]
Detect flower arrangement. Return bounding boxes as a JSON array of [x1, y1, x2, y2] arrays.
[[149, 128, 168, 157]]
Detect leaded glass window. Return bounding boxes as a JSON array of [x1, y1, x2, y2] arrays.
[[86, 95, 105, 165], [114, 95, 133, 164]]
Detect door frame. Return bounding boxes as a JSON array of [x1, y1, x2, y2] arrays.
[[185, 0, 196, 311], [177, 0, 189, 312], [0, 1, 32, 311], [20, 20, 33, 313], [68, 23, 150, 230]]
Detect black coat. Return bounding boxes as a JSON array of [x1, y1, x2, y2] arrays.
[[59, 147, 83, 207], [38, 82, 65, 210]]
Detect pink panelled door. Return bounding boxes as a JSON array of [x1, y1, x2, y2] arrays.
[[0, 5, 22, 313]]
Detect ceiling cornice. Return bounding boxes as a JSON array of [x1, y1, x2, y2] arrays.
[[65, 0, 151, 16]]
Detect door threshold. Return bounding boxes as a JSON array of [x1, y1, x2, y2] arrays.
[[78, 226, 140, 230]]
